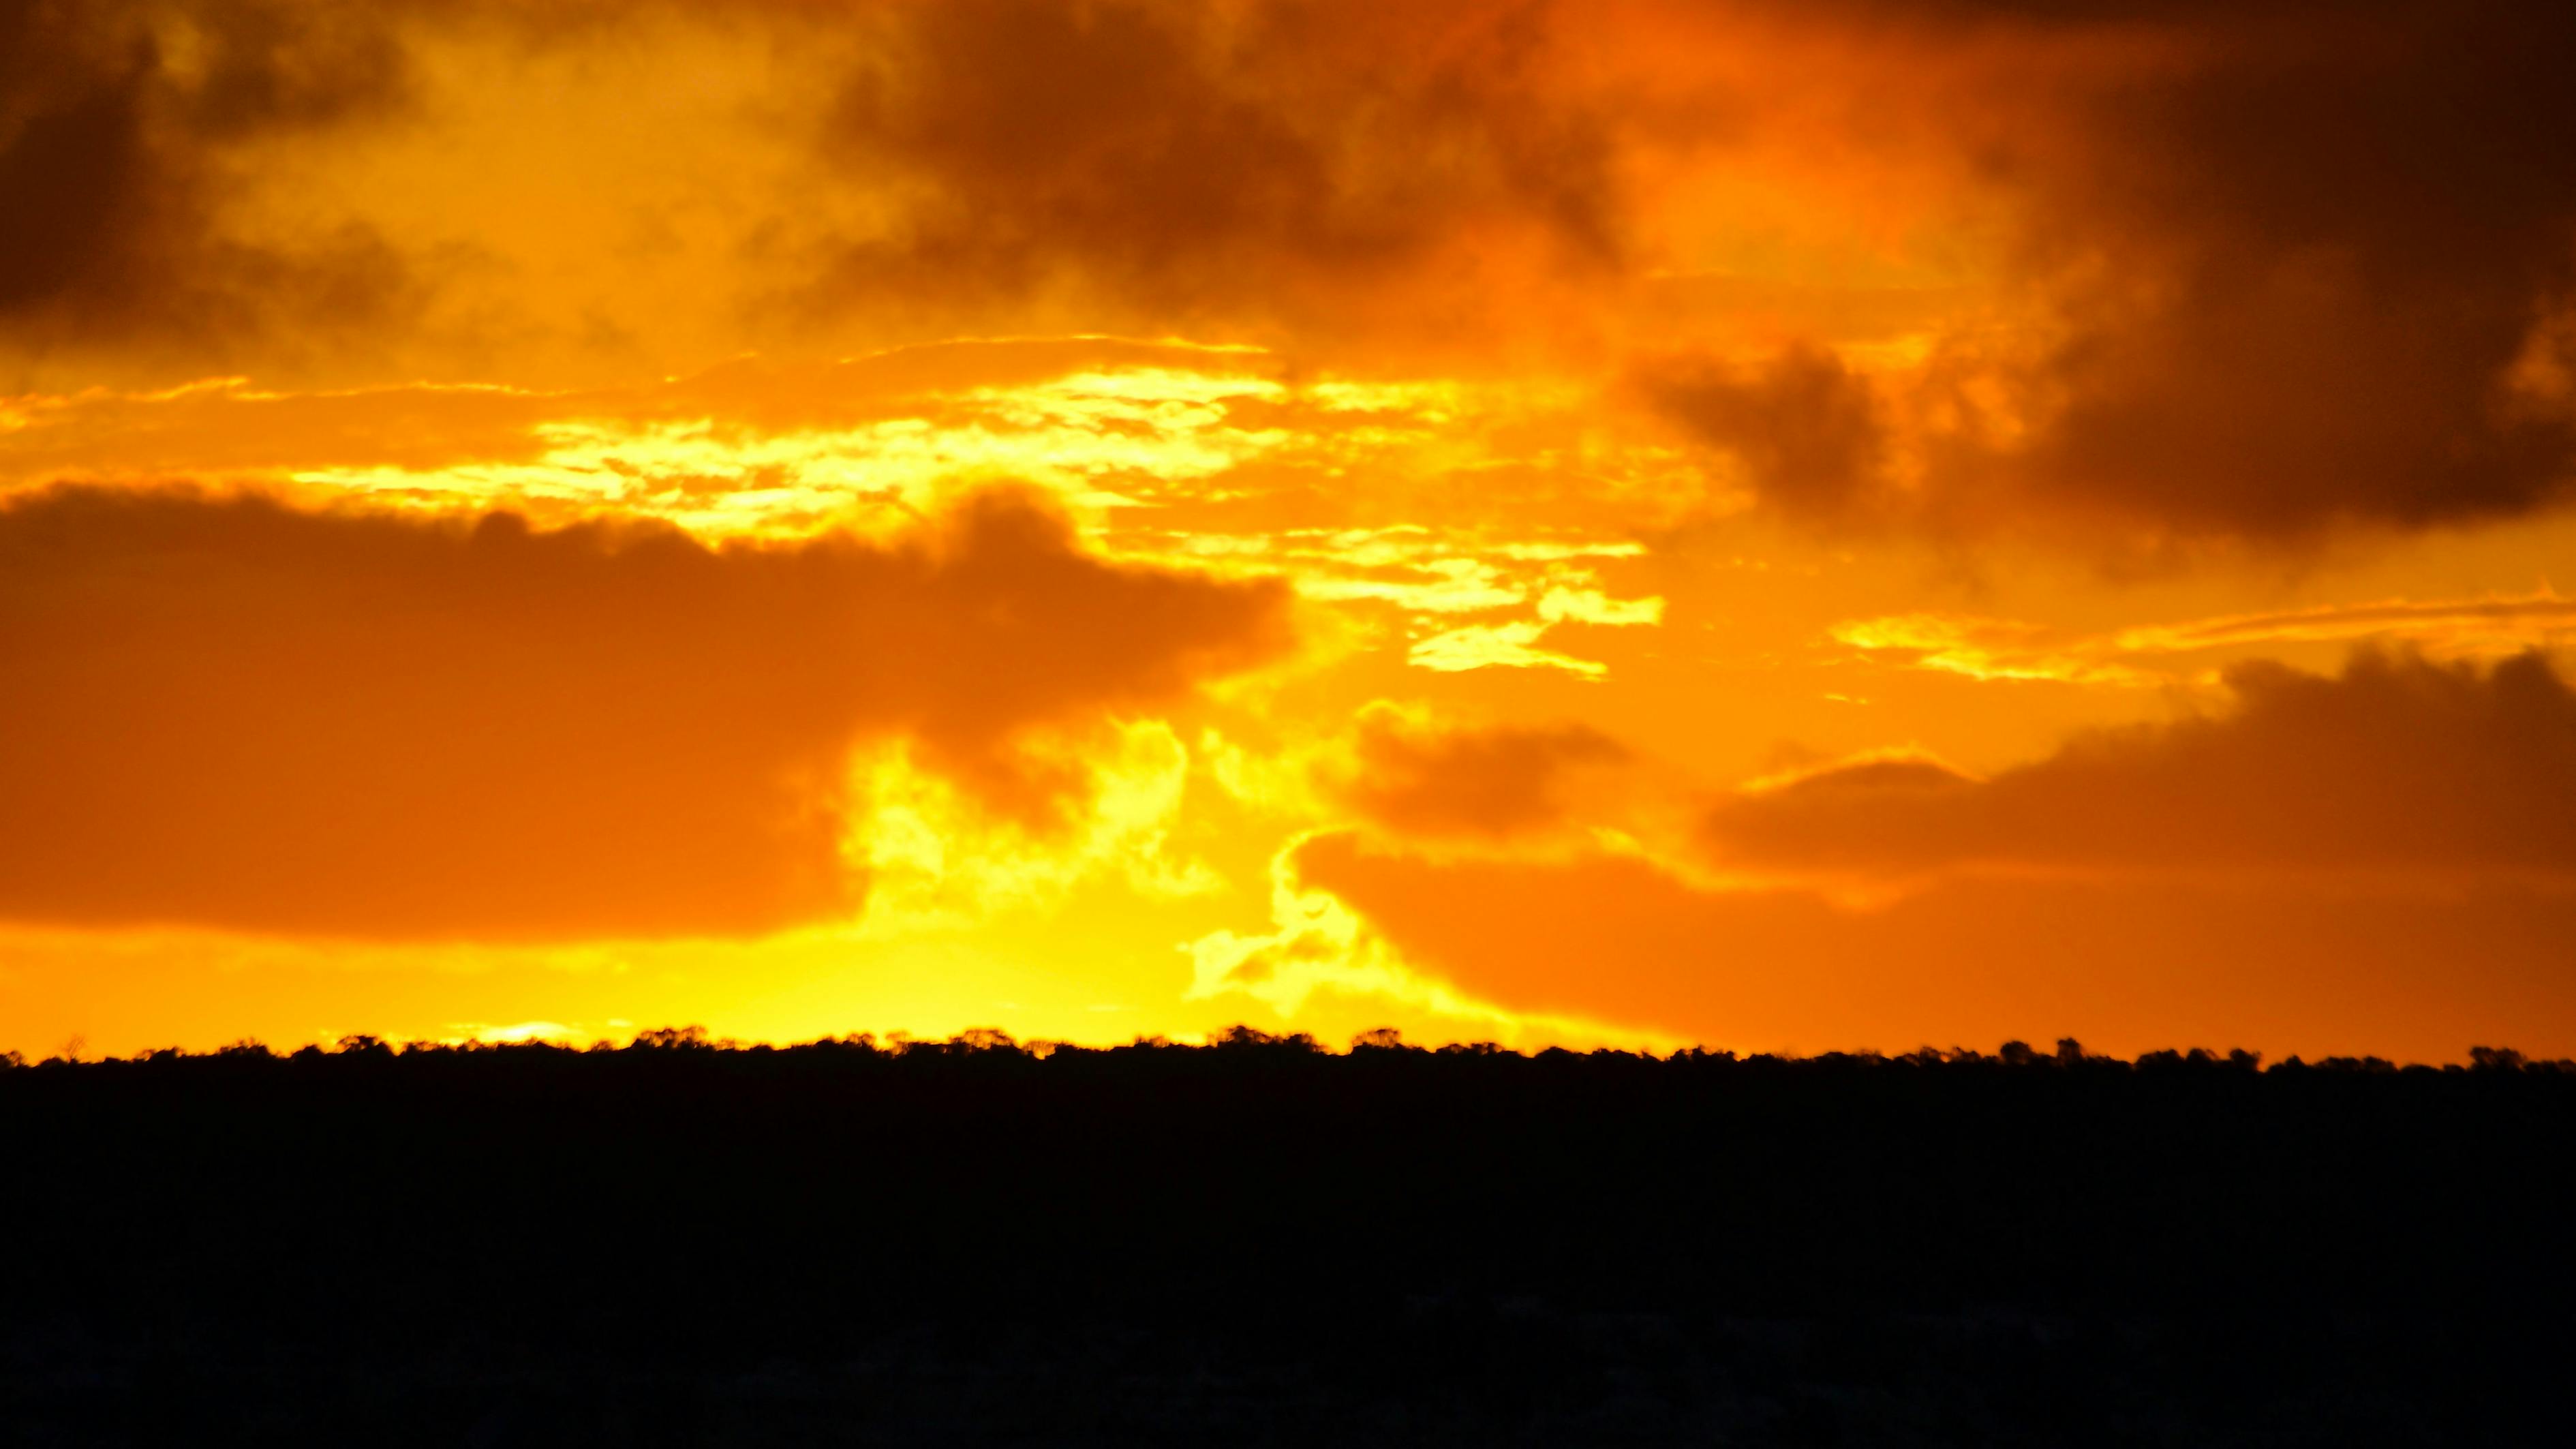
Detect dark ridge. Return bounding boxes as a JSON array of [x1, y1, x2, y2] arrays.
[[5, 1027, 2569, 1444]]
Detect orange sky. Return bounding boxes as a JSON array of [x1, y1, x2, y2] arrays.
[[7, 0, 2576, 1062]]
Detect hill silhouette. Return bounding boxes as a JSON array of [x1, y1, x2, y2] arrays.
[[5, 1028, 2571, 1444]]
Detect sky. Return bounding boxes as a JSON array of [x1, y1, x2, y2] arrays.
[[6, 0, 2576, 1062]]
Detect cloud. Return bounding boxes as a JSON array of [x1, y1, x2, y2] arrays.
[[851, 716, 1226, 936], [0, 484, 1291, 939], [0, 0, 426, 373], [1275, 829, 2576, 1059], [1632, 345, 1890, 524], [1826, 591, 2576, 690], [1706, 649, 2576, 881], [1616, 1, 2576, 542], [786, 0, 1621, 343], [2112, 592, 2576, 657], [1199, 644, 2576, 1051], [1331, 705, 1627, 841], [1824, 614, 2156, 686], [15, 0, 2576, 541], [0, 339, 1309, 539], [1925, 0, 2576, 538], [1407, 619, 1608, 677], [1183, 828, 1653, 1046]]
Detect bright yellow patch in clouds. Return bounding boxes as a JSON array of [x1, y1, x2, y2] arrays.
[[9, 0, 2576, 1063]]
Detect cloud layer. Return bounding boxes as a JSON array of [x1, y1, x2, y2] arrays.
[[771, 0, 2576, 539], [1186, 647, 2576, 1052], [0, 485, 1290, 939], [11, 0, 2576, 539], [1705, 650, 2576, 882], [1283, 831, 2576, 1058]]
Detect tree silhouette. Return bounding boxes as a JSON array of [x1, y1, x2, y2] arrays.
[[4, 1028, 2569, 1442]]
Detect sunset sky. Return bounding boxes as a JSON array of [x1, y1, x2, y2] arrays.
[[7, 0, 2576, 1062]]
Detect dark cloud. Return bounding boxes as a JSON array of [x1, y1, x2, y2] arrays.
[[1334, 705, 1627, 840], [789, 0, 1621, 339], [1704, 650, 2576, 879], [14, 0, 2575, 540], [0, 485, 1291, 940], [1636, 0, 2576, 540], [1634, 345, 1890, 523], [0, 0, 422, 371], [1912, 0, 2576, 538]]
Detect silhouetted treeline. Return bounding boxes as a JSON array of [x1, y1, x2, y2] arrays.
[[5, 1028, 2571, 1445], [18, 1022, 2573, 1073]]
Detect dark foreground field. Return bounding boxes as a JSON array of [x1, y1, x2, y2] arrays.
[[5, 1031, 2572, 1445]]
